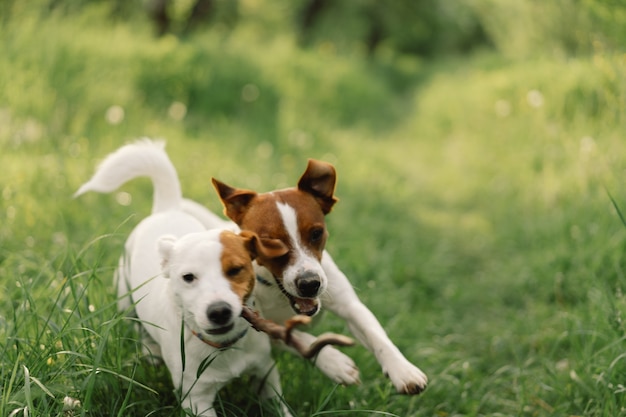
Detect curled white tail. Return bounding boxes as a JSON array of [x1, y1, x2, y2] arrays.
[[74, 138, 182, 213]]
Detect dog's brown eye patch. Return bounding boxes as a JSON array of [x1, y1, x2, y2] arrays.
[[182, 273, 196, 283], [226, 266, 244, 278]]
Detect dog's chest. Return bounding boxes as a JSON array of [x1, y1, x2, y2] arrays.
[[182, 330, 270, 381]]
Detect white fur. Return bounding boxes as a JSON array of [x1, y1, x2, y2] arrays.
[[76, 141, 292, 417], [275, 202, 328, 300], [74, 139, 181, 213]]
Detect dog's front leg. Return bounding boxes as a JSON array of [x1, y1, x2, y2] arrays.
[[321, 252, 428, 395], [252, 359, 294, 417], [180, 377, 218, 417], [170, 356, 219, 417]]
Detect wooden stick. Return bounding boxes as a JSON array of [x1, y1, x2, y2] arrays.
[[241, 305, 354, 359]]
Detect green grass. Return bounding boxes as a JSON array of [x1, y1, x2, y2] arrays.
[[2, 4, 626, 417]]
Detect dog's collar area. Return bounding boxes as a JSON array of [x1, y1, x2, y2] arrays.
[[256, 274, 274, 287], [191, 327, 248, 349]]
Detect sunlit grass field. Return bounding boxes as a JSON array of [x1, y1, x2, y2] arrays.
[[2, 5, 626, 417]]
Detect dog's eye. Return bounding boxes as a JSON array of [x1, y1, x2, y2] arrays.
[[226, 266, 244, 277], [182, 273, 196, 283], [309, 227, 325, 244]]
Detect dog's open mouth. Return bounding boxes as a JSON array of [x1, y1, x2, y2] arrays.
[[273, 278, 319, 316], [290, 296, 319, 316], [205, 323, 234, 335]]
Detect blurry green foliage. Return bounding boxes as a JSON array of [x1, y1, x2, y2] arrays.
[[4, 0, 626, 58], [474, 0, 626, 57], [296, 0, 490, 56], [136, 40, 280, 135]]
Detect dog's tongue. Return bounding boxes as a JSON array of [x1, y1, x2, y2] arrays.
[[292, 297, 319, 316]]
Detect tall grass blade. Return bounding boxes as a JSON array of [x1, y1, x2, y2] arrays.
[[22, 366, 33, 417], [607, 188, 626, 228], [180, 319, 186, 372]]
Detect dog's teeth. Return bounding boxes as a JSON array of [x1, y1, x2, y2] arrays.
[[294, 303, 301, 310]]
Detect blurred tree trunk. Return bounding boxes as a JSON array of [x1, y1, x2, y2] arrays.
[[147, 0, 170, 36], [298, 0, 329, 45], [185, 0, 215, 33]]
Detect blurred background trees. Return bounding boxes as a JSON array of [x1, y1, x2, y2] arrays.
[[3, 0, 626, 59]]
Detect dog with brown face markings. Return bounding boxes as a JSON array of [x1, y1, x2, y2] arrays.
[[75, 140, 293, 417], [211, 161, 428, 395], [76, 139, 427, 395], [211, 165, 335, 318]]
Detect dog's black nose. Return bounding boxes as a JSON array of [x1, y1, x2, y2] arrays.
[[206, 302, 233, 326], [295, 274, 321, 298]]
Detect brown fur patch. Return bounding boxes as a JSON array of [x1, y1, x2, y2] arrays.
[[275, 189, 328, 261], [218, 231, 256, 302], [213, 160, 338, 286], [237, 189, 328, 280], [297, 159, 338, 214]]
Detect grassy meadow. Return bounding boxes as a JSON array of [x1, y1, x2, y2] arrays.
[[2, 2, 626, 416]]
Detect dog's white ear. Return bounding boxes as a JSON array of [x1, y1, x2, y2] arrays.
[[157, 235, 177, 278]]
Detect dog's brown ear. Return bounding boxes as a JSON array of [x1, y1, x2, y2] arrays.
[[239, 230, 259, 260], [297, 159, 338, 215], [257, 237, 289, 259], [212, 178, 258, 224], [240, 230, 289, 260]]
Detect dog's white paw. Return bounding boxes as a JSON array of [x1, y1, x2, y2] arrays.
[[314, 346, 361, 385], [385, 359, 428, 395]]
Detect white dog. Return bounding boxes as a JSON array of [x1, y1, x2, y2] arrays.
[[75, 141, 293, 417]]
